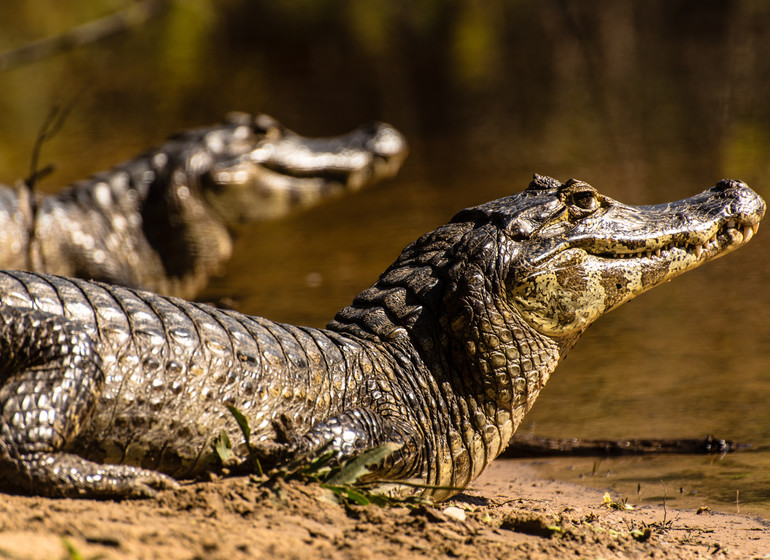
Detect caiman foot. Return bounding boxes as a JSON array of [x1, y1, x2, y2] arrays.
[[280, 408, 420, 480], [0, 306, 178, 499], [0, 451, 179, 499]]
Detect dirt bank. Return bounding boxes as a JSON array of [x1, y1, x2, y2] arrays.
[[1, 459, 768, 559]]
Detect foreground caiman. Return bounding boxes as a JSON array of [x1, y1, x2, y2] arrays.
[[0, 175, 763, 500], [0, 112, 407, 299]]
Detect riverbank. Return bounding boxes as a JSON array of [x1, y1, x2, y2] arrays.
[[1, 459, 767, 559]]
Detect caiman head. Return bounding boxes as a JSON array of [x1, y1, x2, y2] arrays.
[[141, 112, 406, 298], [490, 174, 765, 337], [332, 175, 764, 494], [193, 112, 408, 226]]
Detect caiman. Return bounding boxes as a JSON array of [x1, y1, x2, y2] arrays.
[[0, 112, 407, 299], [0, 175, 763, 500]]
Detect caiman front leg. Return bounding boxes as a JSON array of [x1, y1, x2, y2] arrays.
[[283, 407, 426, 483], [0, 307, 177, 498]]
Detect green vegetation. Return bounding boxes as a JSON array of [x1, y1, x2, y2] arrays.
[[215, 405, 461, 508], [61, 538, 105, 560], [602, 491, 634, 511]]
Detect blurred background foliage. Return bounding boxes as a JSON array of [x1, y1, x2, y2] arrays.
[[1, 0, 769, 196]]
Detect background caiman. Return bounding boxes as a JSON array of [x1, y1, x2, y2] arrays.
[[0, 112, 407, 299], [0, 175, 763, 499]]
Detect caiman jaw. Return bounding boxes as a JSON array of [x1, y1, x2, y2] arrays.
[[597, 216, 760, 262], [249, 122, 408, 190]]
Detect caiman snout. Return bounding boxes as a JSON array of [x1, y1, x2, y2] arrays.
[[361, 122, 408, 159], [360, 122, 409, 181], [711, 179, 766, 235]]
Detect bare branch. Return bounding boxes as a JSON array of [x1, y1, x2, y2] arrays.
[[0, 0, 168, 72]]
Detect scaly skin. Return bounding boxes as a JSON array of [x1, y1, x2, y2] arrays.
[[0, 175, 763, 499], [0, 113, 407, 299]]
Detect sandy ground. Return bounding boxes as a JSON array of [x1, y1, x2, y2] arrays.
[[1, 459, 768, 560]]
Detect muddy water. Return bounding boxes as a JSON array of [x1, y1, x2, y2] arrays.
[[1, 1, 770, 516]]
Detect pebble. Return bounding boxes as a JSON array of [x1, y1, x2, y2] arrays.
[[442, 506, 466, 522]]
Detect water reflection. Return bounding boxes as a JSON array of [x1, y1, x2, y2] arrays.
[[1, 0, 769, 515]]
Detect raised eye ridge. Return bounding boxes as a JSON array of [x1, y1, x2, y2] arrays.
[[570, 190, 599, 211]]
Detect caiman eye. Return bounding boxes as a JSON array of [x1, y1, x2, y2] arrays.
[[569, 190, 600, 212]]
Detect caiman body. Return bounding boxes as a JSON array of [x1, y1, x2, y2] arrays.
[[0, 113, 407, 299], [0, 175, 763, 499]]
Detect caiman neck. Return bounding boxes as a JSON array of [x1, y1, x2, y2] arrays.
[[328, 222, 572, 441], [139, 152, 233, 299], [328, 239, 572, 496], [441, 273, 571, 431]]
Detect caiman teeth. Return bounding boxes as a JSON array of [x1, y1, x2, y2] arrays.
[[724, 219, 758, 244], [743, 225, 754, 243], [599, 215, 757, 261]]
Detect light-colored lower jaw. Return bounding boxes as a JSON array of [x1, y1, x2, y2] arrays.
[[614, 220, 759, 263]]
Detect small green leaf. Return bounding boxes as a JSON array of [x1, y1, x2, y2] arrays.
[[61, 538, 85, 560], [327, 442, 402, 486], [365, 493, 393, 508], [302, 449, 336, 478], [343, 487, 371, 506], [320, 484, 372, 506], [630, 528, 652, 542], [602, 491, 634, 511], [214, 429, 235, 464], [225, 404, 252, 451]]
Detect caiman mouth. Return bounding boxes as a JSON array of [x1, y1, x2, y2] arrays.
[[593, 217, 760, 262], [250, 122, 408, 190]]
